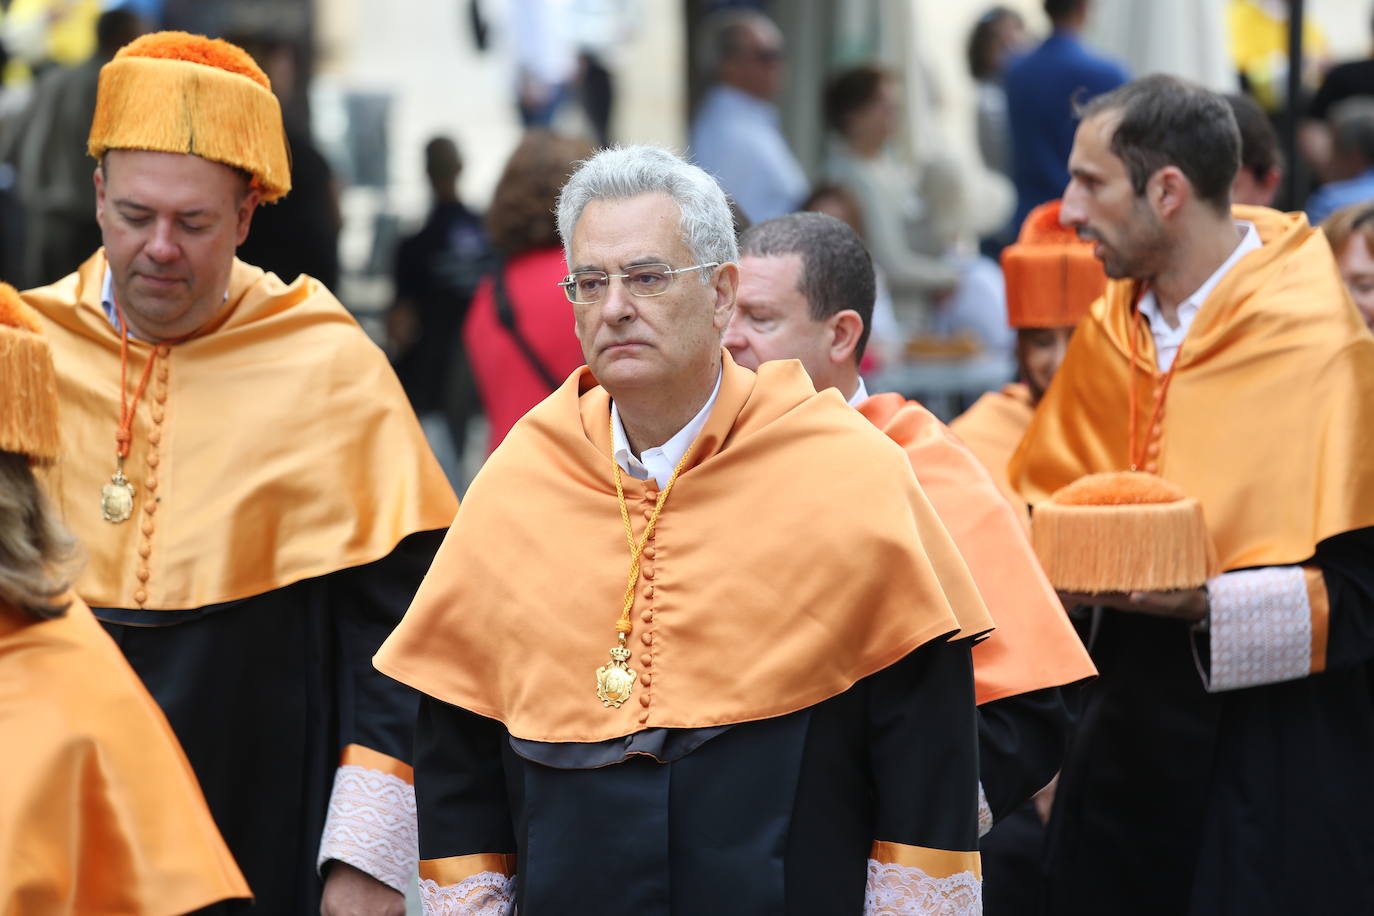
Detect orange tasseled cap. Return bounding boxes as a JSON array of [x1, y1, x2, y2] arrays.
[[88, 31, 291, 201], [1001, 199, 1106, 329], [1031, 471, 1218, 593], [0, 283, 60, 463]]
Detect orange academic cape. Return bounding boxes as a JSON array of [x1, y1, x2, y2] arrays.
[[858, 393, 1095, 705], [376, 353, 996, 744], [1009, 206, 1374, 571], [948, 382, 1035, 524], [24, 252, 458, 611], [0, 595, 248, 913]]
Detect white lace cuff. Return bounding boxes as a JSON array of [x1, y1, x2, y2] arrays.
[[1205, 567, 1312, 692], [317, 764, 418, 893], [419, 871, 515, 916], [976, 782, 993, 838], [864, 859, 982, 915]]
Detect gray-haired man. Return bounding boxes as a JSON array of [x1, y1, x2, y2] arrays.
[[377, 146, 992, 914]]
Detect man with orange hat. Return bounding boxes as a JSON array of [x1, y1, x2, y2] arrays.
[[1012, 74, 1374, 914], [23, 32, 458, 914], [949, 198, 1105, 516], [0, 281, 250, 913], [724, 210, 1095, 868]]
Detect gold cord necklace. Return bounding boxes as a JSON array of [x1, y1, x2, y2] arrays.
[[596, 410, 700, 708]]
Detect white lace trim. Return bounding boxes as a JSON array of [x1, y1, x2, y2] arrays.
[[1206, 567, 1311, 692], [976, 782, 993, 838], [419, 872, 515, 916], [317, 764, 418, 893], [864, 859, 982, 915]]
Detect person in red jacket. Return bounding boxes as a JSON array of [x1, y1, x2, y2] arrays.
[[464, 130, 594, 454]]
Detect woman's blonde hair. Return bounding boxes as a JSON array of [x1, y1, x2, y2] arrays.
[[0, 451, 77, 619]]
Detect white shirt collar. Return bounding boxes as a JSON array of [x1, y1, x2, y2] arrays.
[[845, 376, 870, 407], [1137, 220, 1261, 371], [611, 363, 723, 489]]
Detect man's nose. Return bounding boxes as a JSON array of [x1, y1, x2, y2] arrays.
[[144, 219, 180, 262]]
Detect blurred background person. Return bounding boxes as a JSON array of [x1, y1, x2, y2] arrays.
[[1226, 91, 1284, 206], [463, 130, 592, 455], [1005, 0, 1127, 231], [690, 8, 806, 223], [1306, 96, 1374, 224], [967, 5, 1028, 180], [5, 7, 143, 288], [1321, 200, 1374, 329], [390, 135, 490, 467], [1302, 8, 1374, 179], [824, 63, 1011, 359]]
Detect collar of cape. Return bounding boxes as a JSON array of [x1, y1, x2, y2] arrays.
[[857, 393, 1096, 705], [24, 251, 458, 610], [376, 351, 994, 743], [1009, 205, 1374, 569]]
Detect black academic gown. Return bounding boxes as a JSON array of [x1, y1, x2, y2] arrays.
[[415, 636, 981, 915], [1042, 526, 1374, 915], [98, 530, 442, 914]]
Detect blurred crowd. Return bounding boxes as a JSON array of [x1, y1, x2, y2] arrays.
[[3, 0, 1374, 476]]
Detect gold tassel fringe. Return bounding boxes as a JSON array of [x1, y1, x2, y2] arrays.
[[88, 56, 290, 201], [0, 326, 61, 464]]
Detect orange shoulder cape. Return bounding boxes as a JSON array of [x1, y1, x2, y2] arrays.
[[948, 383, 1034, 523], [1009, 206, 1374, 569], [858, 393, 1095, 704], [376, 353, 994, 743], [25, 252, 458, 611], [0, 596, 248, 912]]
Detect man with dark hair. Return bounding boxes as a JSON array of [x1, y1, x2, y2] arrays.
[[1224, 92, 1282, 206], [389, 135, 489, 460], [1004, 0, 1126, 231], [1305, 97, 1374, 224], [689, 9, 807, 223], [726, 211, 1095, 863], [1012, 73, 1374, 914]]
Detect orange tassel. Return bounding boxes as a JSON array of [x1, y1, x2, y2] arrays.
[[1032, 471, 1218, 593], [0, 284, 60, 464]]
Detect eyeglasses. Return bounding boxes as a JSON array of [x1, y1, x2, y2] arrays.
[[558, 262, 720, 304]]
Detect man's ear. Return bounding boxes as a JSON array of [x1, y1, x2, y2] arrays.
[[235, 189, 263, 246], [1151, 165, 1190, 219], [93, 164, 106, 225], [828, 309, 865, 366], [712, 261, 740, 331]]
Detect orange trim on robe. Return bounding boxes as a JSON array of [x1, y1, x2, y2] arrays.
[[340, 743, 414, 784], [857, 394, 1095, 705], [1009, 206, 1374, 572], [0, 596, 249, 913], [948, 383, 1034, 527], [870, 841, 982, 880], [376, 352, 994, 743], [1304, 567, 1330, 674], [420, 854, 518, 885], [25, 251, 458, 611]]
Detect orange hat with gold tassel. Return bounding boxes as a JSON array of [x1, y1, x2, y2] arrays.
[[88, 31, 291, 201], [0, 283, 60, 464], [1001, 199, 1106, 328], [1031, 471, 1218, 593]]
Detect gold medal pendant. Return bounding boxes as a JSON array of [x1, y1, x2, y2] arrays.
[[595, 639, 636, 707], [101, 463, 135, 523]]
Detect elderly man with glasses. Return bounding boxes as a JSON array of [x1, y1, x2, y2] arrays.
[[377, 146, 992, 915]]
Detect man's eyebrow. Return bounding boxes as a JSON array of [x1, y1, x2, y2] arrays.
[[112, 198, 213, 219]]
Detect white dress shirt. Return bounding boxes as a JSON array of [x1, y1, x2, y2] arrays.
[[611, 366, 723, 489], [845, 377, 871, 407], [1137, 221, 1261, 371]]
